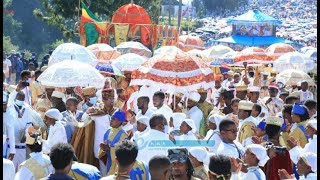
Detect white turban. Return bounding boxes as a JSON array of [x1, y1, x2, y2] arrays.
[[246, 144, 270, 167], [182, 119, 197, 133], [307, 120, 317, 131], [189, 147, 208, 163], [137, 116, 150, 127], [188, 91, 201, 102], [300, 152, 317, 173], [208, 114, 224, 130], [45, 109, 63, 121], [52, 91, 65, 98], [172, 113, 186, 130]]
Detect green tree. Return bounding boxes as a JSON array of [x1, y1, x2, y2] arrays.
[[34, 0, 162, 40], [3, 0, 22, 42], [3, 35, 19, 53], [38, 39, 65, 64]]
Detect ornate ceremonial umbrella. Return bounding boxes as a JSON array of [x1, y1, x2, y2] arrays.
[[115, 41, 152, 58], [87, 43, 121, 63], [234, 47, 270, 65], [266, 43, 296, 60]]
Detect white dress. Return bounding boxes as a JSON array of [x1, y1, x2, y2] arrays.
[[42, 121, 67, 154], [14, 152, 54, 180], [204, 129, 222, 153], [3, 111, 16, 157], [216, 140, 245, 159], [187, 106, 203, 134], [152, 104, 173, 125], [231, 166, 266, 180]]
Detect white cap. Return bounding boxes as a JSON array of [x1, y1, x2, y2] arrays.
[[45, 109, 63, 121], [246, 144, 270, 166], [137, 116, 150, 127], [188, 91, 201, 102], [52, 91, 65, 98], [189, 147, 208, 163], [276, 77, 286, 85], [172, 113, 186, 129], [182, 119, 197, 133], [307, 120, 317, 131], [248, 86, 260, 92], [300, 152, 317, 173], [208, 114, 223, 130]]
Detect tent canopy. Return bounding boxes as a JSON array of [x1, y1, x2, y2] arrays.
[[226, 10, 282, 25]]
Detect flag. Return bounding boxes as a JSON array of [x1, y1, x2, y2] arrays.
[[221, 62, 229, 68], [81, 2, 102, 23], [115, 24, 130, 46]]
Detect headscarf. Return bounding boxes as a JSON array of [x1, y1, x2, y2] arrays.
[[246, 144, 270, 167]]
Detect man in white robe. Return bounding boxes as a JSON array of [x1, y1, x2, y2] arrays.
[[7, 91, 33, 171], [186, 91, 203, 135], [152, 91, 173, 124], [15, 132, 54, 180], [216, 119, 245, 159], [298, 81, 314, 103], [3, 92, 15, 160], [8, 70, 33, 107], [136, 114, 175, 164], [41, 109, 67, 154]]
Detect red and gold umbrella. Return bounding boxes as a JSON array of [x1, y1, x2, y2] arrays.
[[266, 43, 296, 60], [177, 35, 204, 52], [234, 47, 270, 65], [87, 44, 121, 63], [130, 51, 214, 93]]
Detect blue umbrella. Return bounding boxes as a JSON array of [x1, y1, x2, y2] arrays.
[[95, 63, 124, 77]]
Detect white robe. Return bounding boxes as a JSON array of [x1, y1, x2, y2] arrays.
[[8, 87, 32, 107], [136, 129, 176, 164], [14, 152, 54, 180], [298, 90, 314, 103], [81, 113, 111, 159], [3, 158, 15, 180], [3, 111, 16, 157], [130, 129, 149, 142], [211, 87, 222, 107], [187, 106, 203, 134], [216, 140, 245, 159], [42, 121, 67, 154], [152, 104, 173, 124], [7, 103, 33, 171], [204, 129, 222, 153], [289, 135, 317, 164], [299, 173, 317, 180], [231, 166, 266, 180]]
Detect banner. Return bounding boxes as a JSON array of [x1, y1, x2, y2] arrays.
[[85, 23, 99, 46], [115, 24, 130, 46], [141, 25, 153, 48], [81, 2, 102, 23]]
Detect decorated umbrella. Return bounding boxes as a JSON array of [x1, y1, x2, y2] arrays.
[[202, 45, 235, 62], [300, 46, 316, 54], [112, 53, 147, 71], [115, 41, 152, 58], [38, 60, 105, 88], [95, 63, 124, 77], [305, 49, 317, 61], [48, 43, 97, 67], [130, 51, 214, 93], [177, 35, 204, 52], [87, 43, 121, 63], [266, 43, 296, 60], [273, 52, 316, 73], [276, 69, 315, 86], [154, 46, 183, 56], [234, 47, 270, 65], [187, 49, 204, 58]]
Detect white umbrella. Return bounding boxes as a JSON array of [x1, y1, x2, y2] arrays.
[[112, 53, 147, 72], [154, 46, 183, 56], [300, 46, 316, 54], [38, 60, 105, 88], [276, 69, 315, 86], [305, 49, 317, 61], [115, 41, 152, 58], [48, 43, 97, 67], [273, 52, 316, 73]]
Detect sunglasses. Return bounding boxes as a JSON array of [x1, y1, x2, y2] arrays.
[[223, 128, 238, 133]]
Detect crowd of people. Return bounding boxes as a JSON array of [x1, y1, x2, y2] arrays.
[[3, 43, 318, 180]]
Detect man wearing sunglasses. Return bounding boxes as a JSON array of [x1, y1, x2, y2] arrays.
[[217, 119, 245, 159]]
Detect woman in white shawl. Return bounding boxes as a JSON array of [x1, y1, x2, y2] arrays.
[[204, 114, 224, 153]]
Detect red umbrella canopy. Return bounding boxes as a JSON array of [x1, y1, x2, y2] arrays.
[[111, 3, 151, 24], [130, 51, 214, 93], [177, 35, 204, 52], [266, 43, 296, 60], [234, 47, 270, 65]]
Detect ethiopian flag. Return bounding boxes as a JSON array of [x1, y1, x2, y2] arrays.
[[81, 2, 102, 23]]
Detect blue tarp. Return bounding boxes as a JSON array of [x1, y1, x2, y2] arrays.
[[206, 35, 295, 46], [226, 10, 282, 25]]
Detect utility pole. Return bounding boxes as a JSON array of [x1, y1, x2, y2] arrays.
[[177, 0, 182, 28], [168, 0, 172, 25]]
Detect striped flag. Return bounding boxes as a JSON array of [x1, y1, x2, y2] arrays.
[[81, 2, 102, 23]]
